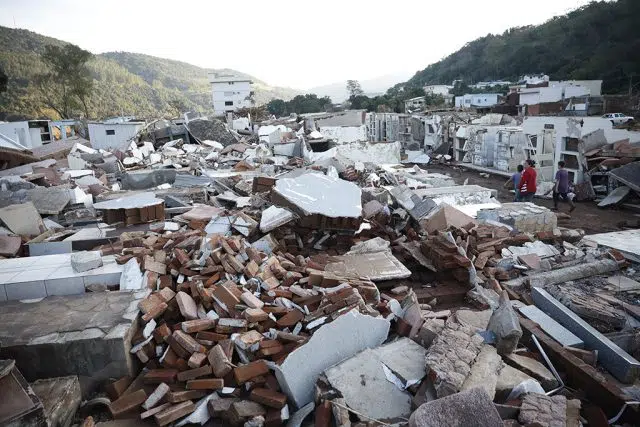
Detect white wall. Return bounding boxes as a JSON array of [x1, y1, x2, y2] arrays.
[[522, 116, 640, 145], [211, 80, 252, 115], [319, 125, 368, 144], [88, 122, 145, 150], [0, 121, 31, 149]]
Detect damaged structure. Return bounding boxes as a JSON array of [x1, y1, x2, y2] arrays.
[[0, 107, 639, 427]]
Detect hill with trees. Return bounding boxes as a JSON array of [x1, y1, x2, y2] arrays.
[[0, 26, 300, 120], [402, 0, 639, 94]]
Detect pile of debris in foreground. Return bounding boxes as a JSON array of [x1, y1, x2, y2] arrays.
[[0, 115, 639, 427]]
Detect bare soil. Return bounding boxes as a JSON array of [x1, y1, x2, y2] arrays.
[[427, 163, 639, 235]]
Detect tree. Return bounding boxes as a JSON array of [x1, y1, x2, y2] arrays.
[[0, 66, 7, 93], [266, 99, 288, 117], [168, 98, 187, 115], [346, 80, 364, 98], [37, 44, 93, 118]]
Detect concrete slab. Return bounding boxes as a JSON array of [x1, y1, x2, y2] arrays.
[[477, 202, 557, 233], [598, 186, 630, 207], [518, 305, 584, 348], [325, 346, 413, 421], [0, 291, 144, 390], [0, 202, 46, 236], [609, 161, 640, 193], [584, 229, 640, 262], [495, 365, 534, 400], [324, 251, 411, 281], [274, 310, 389, 408], [31, 376, 81, 427], [273, 174, 362, 218], [532, 287, 640, 383], [413, 185, 496, 207], [0, 253, 123, 300], [606, 275, 640, 292], [461, 345, 503, 399], [504, 353, 558, 390]]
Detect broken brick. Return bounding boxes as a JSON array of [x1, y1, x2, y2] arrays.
[[234, 360, 269, 384]]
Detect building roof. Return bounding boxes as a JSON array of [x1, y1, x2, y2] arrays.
[[208, 73, 252, 84]]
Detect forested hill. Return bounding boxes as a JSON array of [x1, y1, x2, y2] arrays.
[[404, 0, 639, 94], [0, 26, 300, 119]]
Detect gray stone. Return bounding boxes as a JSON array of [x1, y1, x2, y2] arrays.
[[455, 309, 492, 331], [408, 387, 503, 427], [495, 365, 534, 400], [461, 345, 504, 399], [0, 202, 46, 236], [274, 310, 389, 408], [414, 318, 444, 348], [504, 353, 559, 390], [70, 251, 103, 273], [518, 393, 567, 427], [0, 292, 141, 394], [285, 402, 314, 427], [425, 320, 484, 398], [487, 291, 522, 355], [518, 305, 583, 348], [31, 375, 81, 427], [325, 347, 413, 421], [532, 287, 640, 383]]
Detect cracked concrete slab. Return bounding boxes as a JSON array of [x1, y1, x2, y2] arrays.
[[0, 291, 142, 392]]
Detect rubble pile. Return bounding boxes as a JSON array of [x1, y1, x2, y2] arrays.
[[0, 111, 640, 427], [187, 118, 240, 147]]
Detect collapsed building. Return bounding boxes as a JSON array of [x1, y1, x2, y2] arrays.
[[0, 111, 639, 427]]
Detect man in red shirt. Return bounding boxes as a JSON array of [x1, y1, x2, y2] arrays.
[[518, 159, 537, 202]]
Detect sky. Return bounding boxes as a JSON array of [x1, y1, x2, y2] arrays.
[[0, 0, 596, 89]]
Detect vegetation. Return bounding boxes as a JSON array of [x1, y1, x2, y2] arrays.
[[0, 65, 6, 93], [402, 0, 640, 94], [0, 26, 301, 120], [36, 44, 93, 118], [266, 94, 332, 116], [449, 81, 510, 96], [347, 83, 444, 113]]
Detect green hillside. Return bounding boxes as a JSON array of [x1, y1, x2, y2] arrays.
[[403, 0, 640, 94], [0, 26, 300, 119]]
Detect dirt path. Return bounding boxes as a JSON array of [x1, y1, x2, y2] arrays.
[[427, 163, 639, 235]]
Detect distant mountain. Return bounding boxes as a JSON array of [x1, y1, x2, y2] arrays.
[[0, 26, 301, 119], [308, 72, 413, 103], [402, 0, 640, 94]]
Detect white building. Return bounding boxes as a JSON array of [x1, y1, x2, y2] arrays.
[[455, 93, 501, 109], [208, 73, 253, 116], [424, 85, 454, 105], [405, 96, 426, 112], [0, 119, 77, 149], [88, 120, 145, 150]]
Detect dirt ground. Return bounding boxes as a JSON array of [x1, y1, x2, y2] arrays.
[[427, 163, 639, 235]]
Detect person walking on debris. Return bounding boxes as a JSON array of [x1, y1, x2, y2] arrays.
[[504, 164, 524, 201], [547, 160, 576, 212], [519, 159, 537, 202]]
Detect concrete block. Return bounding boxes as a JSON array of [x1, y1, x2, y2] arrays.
[[504, 353, 558, 390], [325, 348, 412, 420], [495, 365, 534, 401], [409, 387, 503, 427], [45, 276, 85, 296], [488, 291, 522, 355], [518, 305, 583, 348], [0, 291, 142, 394], [461, 345, 504, 399], [274, 310, 390, 408], [5, 280, 47, 300], [532, 287, 640, 383], [71, 251, 103, 273], [519, 393, 567, 426]]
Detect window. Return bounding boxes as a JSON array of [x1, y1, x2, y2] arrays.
[[106, 129, 115, 135], [225, 101, 233, 106], [228, 82, 234, 85]]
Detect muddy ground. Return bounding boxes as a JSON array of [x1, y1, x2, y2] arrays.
[[426, 163, 639, 235]]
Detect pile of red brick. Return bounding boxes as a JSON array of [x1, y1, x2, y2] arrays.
[[421, 223, 532, 285], [106, 227, 382, 426]]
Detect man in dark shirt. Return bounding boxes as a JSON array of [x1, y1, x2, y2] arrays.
[[551, 161, 575, 212]]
